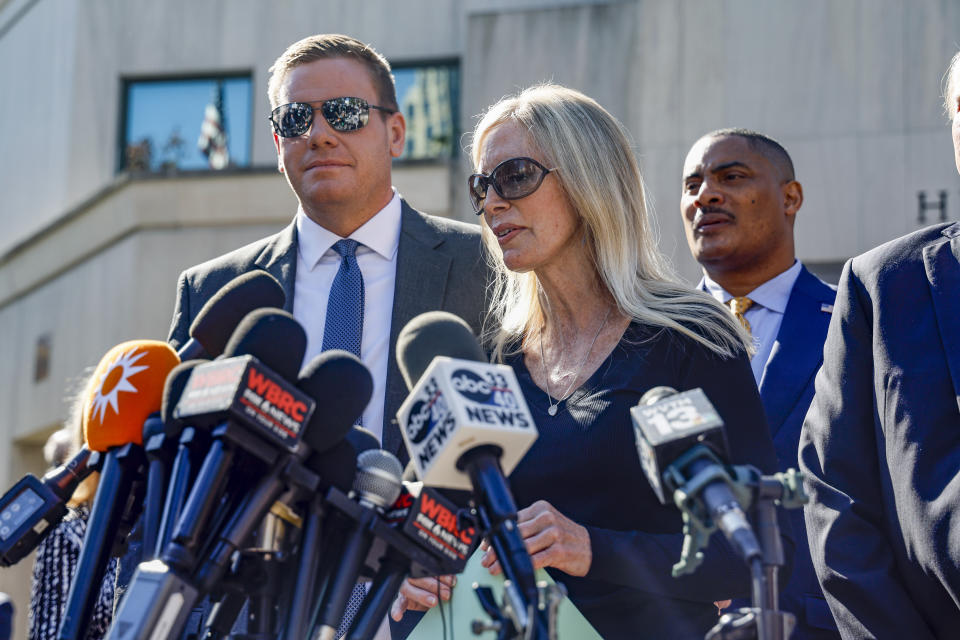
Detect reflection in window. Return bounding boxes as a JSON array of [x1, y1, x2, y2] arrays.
[[121, 75, 251, 172], [394, 63, 459, 160]]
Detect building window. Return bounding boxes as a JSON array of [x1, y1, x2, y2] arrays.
[[120, 75, 252, 173], [394, 62, 459, 161]]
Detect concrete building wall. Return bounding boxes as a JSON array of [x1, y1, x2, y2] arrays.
[[0, 0, 80, 249], [459, 0, 960, 280]]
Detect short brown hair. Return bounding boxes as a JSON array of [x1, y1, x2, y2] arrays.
[[943, 51, 960, 118], [267, 34, 398, 110]]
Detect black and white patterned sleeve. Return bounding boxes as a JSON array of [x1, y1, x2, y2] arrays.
[[27, 508, 117, 640]]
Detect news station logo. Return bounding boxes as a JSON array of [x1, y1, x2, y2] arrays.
[[406, 399, 435, 444], [405, 489, 476, 566], [405, 378, 451, 444], [450, 368, 520, 409]]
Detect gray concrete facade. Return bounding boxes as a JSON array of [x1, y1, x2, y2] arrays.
[[2, 1, 960, 635]]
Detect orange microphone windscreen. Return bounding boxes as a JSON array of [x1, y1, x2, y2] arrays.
[[82, 340, 180, 452]]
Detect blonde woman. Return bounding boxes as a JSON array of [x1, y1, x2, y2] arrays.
[[393, 85, 793, 639]]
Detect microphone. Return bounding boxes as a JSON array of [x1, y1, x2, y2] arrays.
[[58, 340, 180, 640], [385, 482, 477, 573], [179, 271, 286, 360], [395, 312, 536, 490], [140, 412, 169, 560], [345, 482, 478, 640], [151, 359, 208, 559], [394, 311, 543, 635], [193, 350, 373, 592], [164, 309, 308, 571], [314, 449, 403, 640], [107, 345, 369, 640], [0, 447, 102, 567], [395, 311, 487, 389], [282, 427, 379, 640], [297, 351, 374, 455], [630, 386, 762, 567]]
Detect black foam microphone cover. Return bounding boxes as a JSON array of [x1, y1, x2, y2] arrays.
[[395, 311, 486, 390], [160, 360, 206, 435], [222, 308, 306, 381], [297, 350, 373, 454], [304, 426, 380, 492], [306, 438, 359, 493], [189, 271, 286, 357]]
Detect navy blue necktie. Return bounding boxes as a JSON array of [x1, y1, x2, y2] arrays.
[[322, 239, 368, 638], [322, 239, 365, 358]]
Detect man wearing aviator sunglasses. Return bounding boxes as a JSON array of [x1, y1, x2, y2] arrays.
[[166, 34, 488, 640]]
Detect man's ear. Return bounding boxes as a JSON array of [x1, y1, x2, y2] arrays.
[[273, 133, 284, 173], [783, 180, 803, 218], [387, 111, 406, 159]]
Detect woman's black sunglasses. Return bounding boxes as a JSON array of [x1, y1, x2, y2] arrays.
[[269, 97, 397, 137], [468, 157, 557, 215]]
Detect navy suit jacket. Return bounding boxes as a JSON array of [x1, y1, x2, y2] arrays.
[[754, 265, 838, 638], [799, 222, 960, 639]]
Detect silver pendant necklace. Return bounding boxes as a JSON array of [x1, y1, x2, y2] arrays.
[[538, 306, 613, 416]]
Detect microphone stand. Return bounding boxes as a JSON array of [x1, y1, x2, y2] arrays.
[[456, 446, 557, 640], [281, 495, 325, 640], [58, 443, 146, 640], [201, 492, 305, 640], [695, 468, 807, 640]]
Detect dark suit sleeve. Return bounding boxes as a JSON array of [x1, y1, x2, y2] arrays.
[[167, 271, 191, 351], [798, 260, 935, 639], [587, 339, 794, 602]]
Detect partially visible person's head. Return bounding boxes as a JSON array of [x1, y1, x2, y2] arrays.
[[943, 51, 960, 175], [681, 129, 802, 286], [470, 84, 749, 360], [267, 34, 398, 110], [43, 428, 73, 469], [268, 35, 405, 235]]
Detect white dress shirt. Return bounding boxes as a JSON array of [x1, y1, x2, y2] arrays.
[[702, 260, 802, 386], [293, 189, 402, 445], [295, 191, 402, 640]]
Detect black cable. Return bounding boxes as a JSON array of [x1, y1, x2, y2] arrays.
[[436, 578, 447, 640], [449, 576, 455, 640]]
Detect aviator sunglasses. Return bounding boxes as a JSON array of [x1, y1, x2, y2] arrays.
[[468, 157, 557, 214], [269, 96, 397, 137]]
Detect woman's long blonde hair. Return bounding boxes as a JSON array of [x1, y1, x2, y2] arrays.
[[65, 368, 99, 507], [469, 84, 750, 361]]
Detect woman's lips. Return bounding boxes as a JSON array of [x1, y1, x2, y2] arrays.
[[493, 224, 524, 245]]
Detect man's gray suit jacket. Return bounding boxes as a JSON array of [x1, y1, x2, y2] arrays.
[[167, 200, 489, 463]]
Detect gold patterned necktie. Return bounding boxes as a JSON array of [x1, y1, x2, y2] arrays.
[[727, 296, 754, 334]]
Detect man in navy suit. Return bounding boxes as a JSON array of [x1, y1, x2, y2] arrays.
[[798, 52, 960, 638], [681, 129, 839, 638], [166, 34, 488, 640]]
